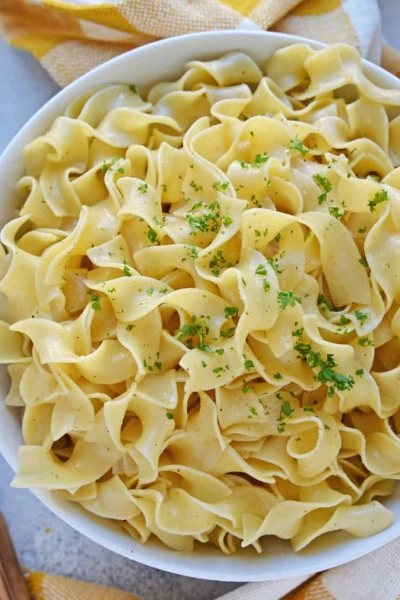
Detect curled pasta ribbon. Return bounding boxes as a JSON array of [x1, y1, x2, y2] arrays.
[[3, 43, 400, 555]]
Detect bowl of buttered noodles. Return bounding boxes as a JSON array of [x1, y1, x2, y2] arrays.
[[2, 30, 400, 582]]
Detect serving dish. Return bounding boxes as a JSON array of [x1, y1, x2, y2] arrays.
[[1, 30, 400, 582]]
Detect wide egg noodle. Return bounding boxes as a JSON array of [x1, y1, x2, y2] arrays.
[[2, 43, 400, 555]]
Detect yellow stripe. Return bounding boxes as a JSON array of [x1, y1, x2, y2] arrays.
[[10, 34, 67, 59], [42, 0, 140, 33], [218, 0, 262, 17], [291, 0, 341, 17], [26, 571, 46, 600]]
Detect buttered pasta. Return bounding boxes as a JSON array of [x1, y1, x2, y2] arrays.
[[2, 43, 400, 554]]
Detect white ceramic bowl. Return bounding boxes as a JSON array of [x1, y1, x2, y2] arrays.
[[1, 31, 400, 582]]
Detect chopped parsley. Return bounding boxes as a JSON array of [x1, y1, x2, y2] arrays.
[[187, 201, 220, 235], [126, 324, 135, 330], [224, 306, 239, 319], [209, 250, 226, 276], [358, 257, 368, 267], [87, 290, 101, 311], [255, 264, 267, 276], [138, 183, 148, 193], [355, 368, 364, 377], [123, 261, 132, 277], [184, 244, 199, 258], [281, 400, 294, 417], [329, 206, 346, 219], [166, 412, 174, 420], [147, 225, 159, 244], [289, 136, 309, 157], [294, 342, 355, 398], [175, 315, 223, 355], [251, 152, 269, 167], [277, 290, 302, 310], [368, 189, 388, 212], [223, 215, 233, 228], [274, 372, 283, 380], [357, 337, 374, 347], [160, 184, 167, 193], [220, 327, 236, 339], [212, 181, 229, 191], [267, 257, 284, 274], [318, 294, 333, 312], [263, 279, 270, 292], [129, 85, 138, 93], [358, 226, 367, 234], [313, 174, 332, 204], [244, 359, 254, 371], [100, 156, 120, 173], [242, 381, 254, 394], [354, 309, 368, 325], [292, 327, 304, 337], [190, 180, 203, 192]]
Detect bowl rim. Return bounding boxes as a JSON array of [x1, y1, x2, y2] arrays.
[[1, 29, 400, 582]]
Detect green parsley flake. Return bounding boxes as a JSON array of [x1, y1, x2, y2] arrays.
[[184, 244, 199, 258], [244, 359, 254, 371], [87, 290, 101, 311], [289, 136, 309, 157], [354, 309, 368, 325], [358, 337, 374, 347], [255, 264, 267, 276], [224, 306, 239, 319], [209, 250, 226, 276], [166, 412, 174, 420], [294, 342, 355, 398], [368, 189, 388, 212], [123, 263, 132, 277], [268, 257, 284, 274], [282, 400, 294, 416], [274, 372, 283, 380], [212, 181, 229, 191], [138, 183, 148, 194], [242, 381, 254, 393], [129, 85, 138, 93], [126, 324, 135, 331], [220, 327, 235, 339], [190, 180, 203, 192], [292, 327, 304, 337], [358, 257, 368, 267], [147, 226, 159, 244], [223, 215, 233, 228], [313, 174, 332, 204], [329, 206, 346, 219], [318, 294, 333, 312], [262, 279, 270, 292], [277, 290, 302, 310]]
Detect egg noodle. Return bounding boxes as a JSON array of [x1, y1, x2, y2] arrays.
[[2, 43, 400, 554]]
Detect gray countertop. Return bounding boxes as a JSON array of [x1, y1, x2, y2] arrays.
[[0, 2, 399, 598]]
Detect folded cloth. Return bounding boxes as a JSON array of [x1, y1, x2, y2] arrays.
[[0, 0, 399, 86], [2, 0, 400, 599], [25, 533, 400, 600]]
